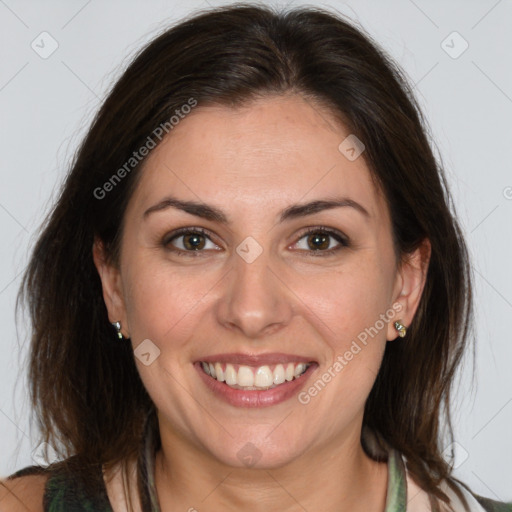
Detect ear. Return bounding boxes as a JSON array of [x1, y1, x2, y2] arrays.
[[386, 238, 431, 341], [92, 238, 130, 338]]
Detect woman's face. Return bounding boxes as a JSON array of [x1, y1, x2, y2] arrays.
[[96, 94, 426, 469]]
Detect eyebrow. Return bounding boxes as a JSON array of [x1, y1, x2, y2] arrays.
[[143, 195, 370, 223]]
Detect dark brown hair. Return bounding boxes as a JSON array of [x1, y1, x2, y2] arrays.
[[17, 3, 473, 510]]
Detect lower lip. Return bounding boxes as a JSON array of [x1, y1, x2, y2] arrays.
[[195, 362, 317, 408]]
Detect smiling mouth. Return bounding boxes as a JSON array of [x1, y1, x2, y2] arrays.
[[200, 361, 312, 390]]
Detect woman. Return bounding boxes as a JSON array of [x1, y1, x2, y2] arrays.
[[1, 4, 510, 511]]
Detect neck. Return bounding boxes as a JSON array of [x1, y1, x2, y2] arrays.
[[153, 418, 388, 512]]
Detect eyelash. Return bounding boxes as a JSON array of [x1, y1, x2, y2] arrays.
[[162, 226, 350, 258]]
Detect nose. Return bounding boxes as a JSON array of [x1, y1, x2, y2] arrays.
[[215, 245, 295, 339]]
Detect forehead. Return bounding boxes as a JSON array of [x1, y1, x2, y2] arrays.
[[127, 94, 387, 223]]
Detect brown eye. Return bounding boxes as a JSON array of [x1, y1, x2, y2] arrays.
[[164, 228, 219, 254], [306, 232, 331, 251], [182, 232, 206, 250], [293, 227, 349, 255]]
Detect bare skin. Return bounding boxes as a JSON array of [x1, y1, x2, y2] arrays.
[[3, 93, 429, 512], [0, 474, 48, 512]]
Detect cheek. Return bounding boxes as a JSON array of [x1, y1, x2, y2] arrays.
[[296, 256, 393, 347], [292, 254, 393, 408], [121, 255, 216, 347]]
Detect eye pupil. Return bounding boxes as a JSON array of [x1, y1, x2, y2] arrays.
[[184, 233, 205, 250], [308, 232, 329, 250]]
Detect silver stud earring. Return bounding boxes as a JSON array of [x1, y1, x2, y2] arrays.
[[394, 320, 407, 338], [112, 321, 123, 340]]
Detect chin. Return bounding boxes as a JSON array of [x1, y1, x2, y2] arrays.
[[205, 435, 308, 470]]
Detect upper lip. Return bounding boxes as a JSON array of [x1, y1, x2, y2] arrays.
[[197, 353, 316, 366]]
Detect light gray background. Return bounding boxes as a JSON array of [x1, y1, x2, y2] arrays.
[[1, 0, 511, 503]]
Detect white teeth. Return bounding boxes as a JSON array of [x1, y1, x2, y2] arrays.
[[294, 363, 306, 377], [254, 366, 273, 387], [225, 364, 237, 385], [273, 364, 285, 385], [237, 366, 254, 387], [285, 363, 295, 381], [214, 362, 225, 382], [201, 361, 310, 389]]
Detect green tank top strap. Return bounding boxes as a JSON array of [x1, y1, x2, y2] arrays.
[[41, 410, 160, 511], [42, 462, 113, 512]]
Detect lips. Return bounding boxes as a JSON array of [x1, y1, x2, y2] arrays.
[[195, 353, 317, 407]]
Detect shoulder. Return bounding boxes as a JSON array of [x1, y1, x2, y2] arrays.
[[436, 477, 512, 512], [472, 494, 512, 512], [404, 461, 512, 512], [456, 483, 512, 512], [0, 471, 49, 512], [1, 459, 114, 512]]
